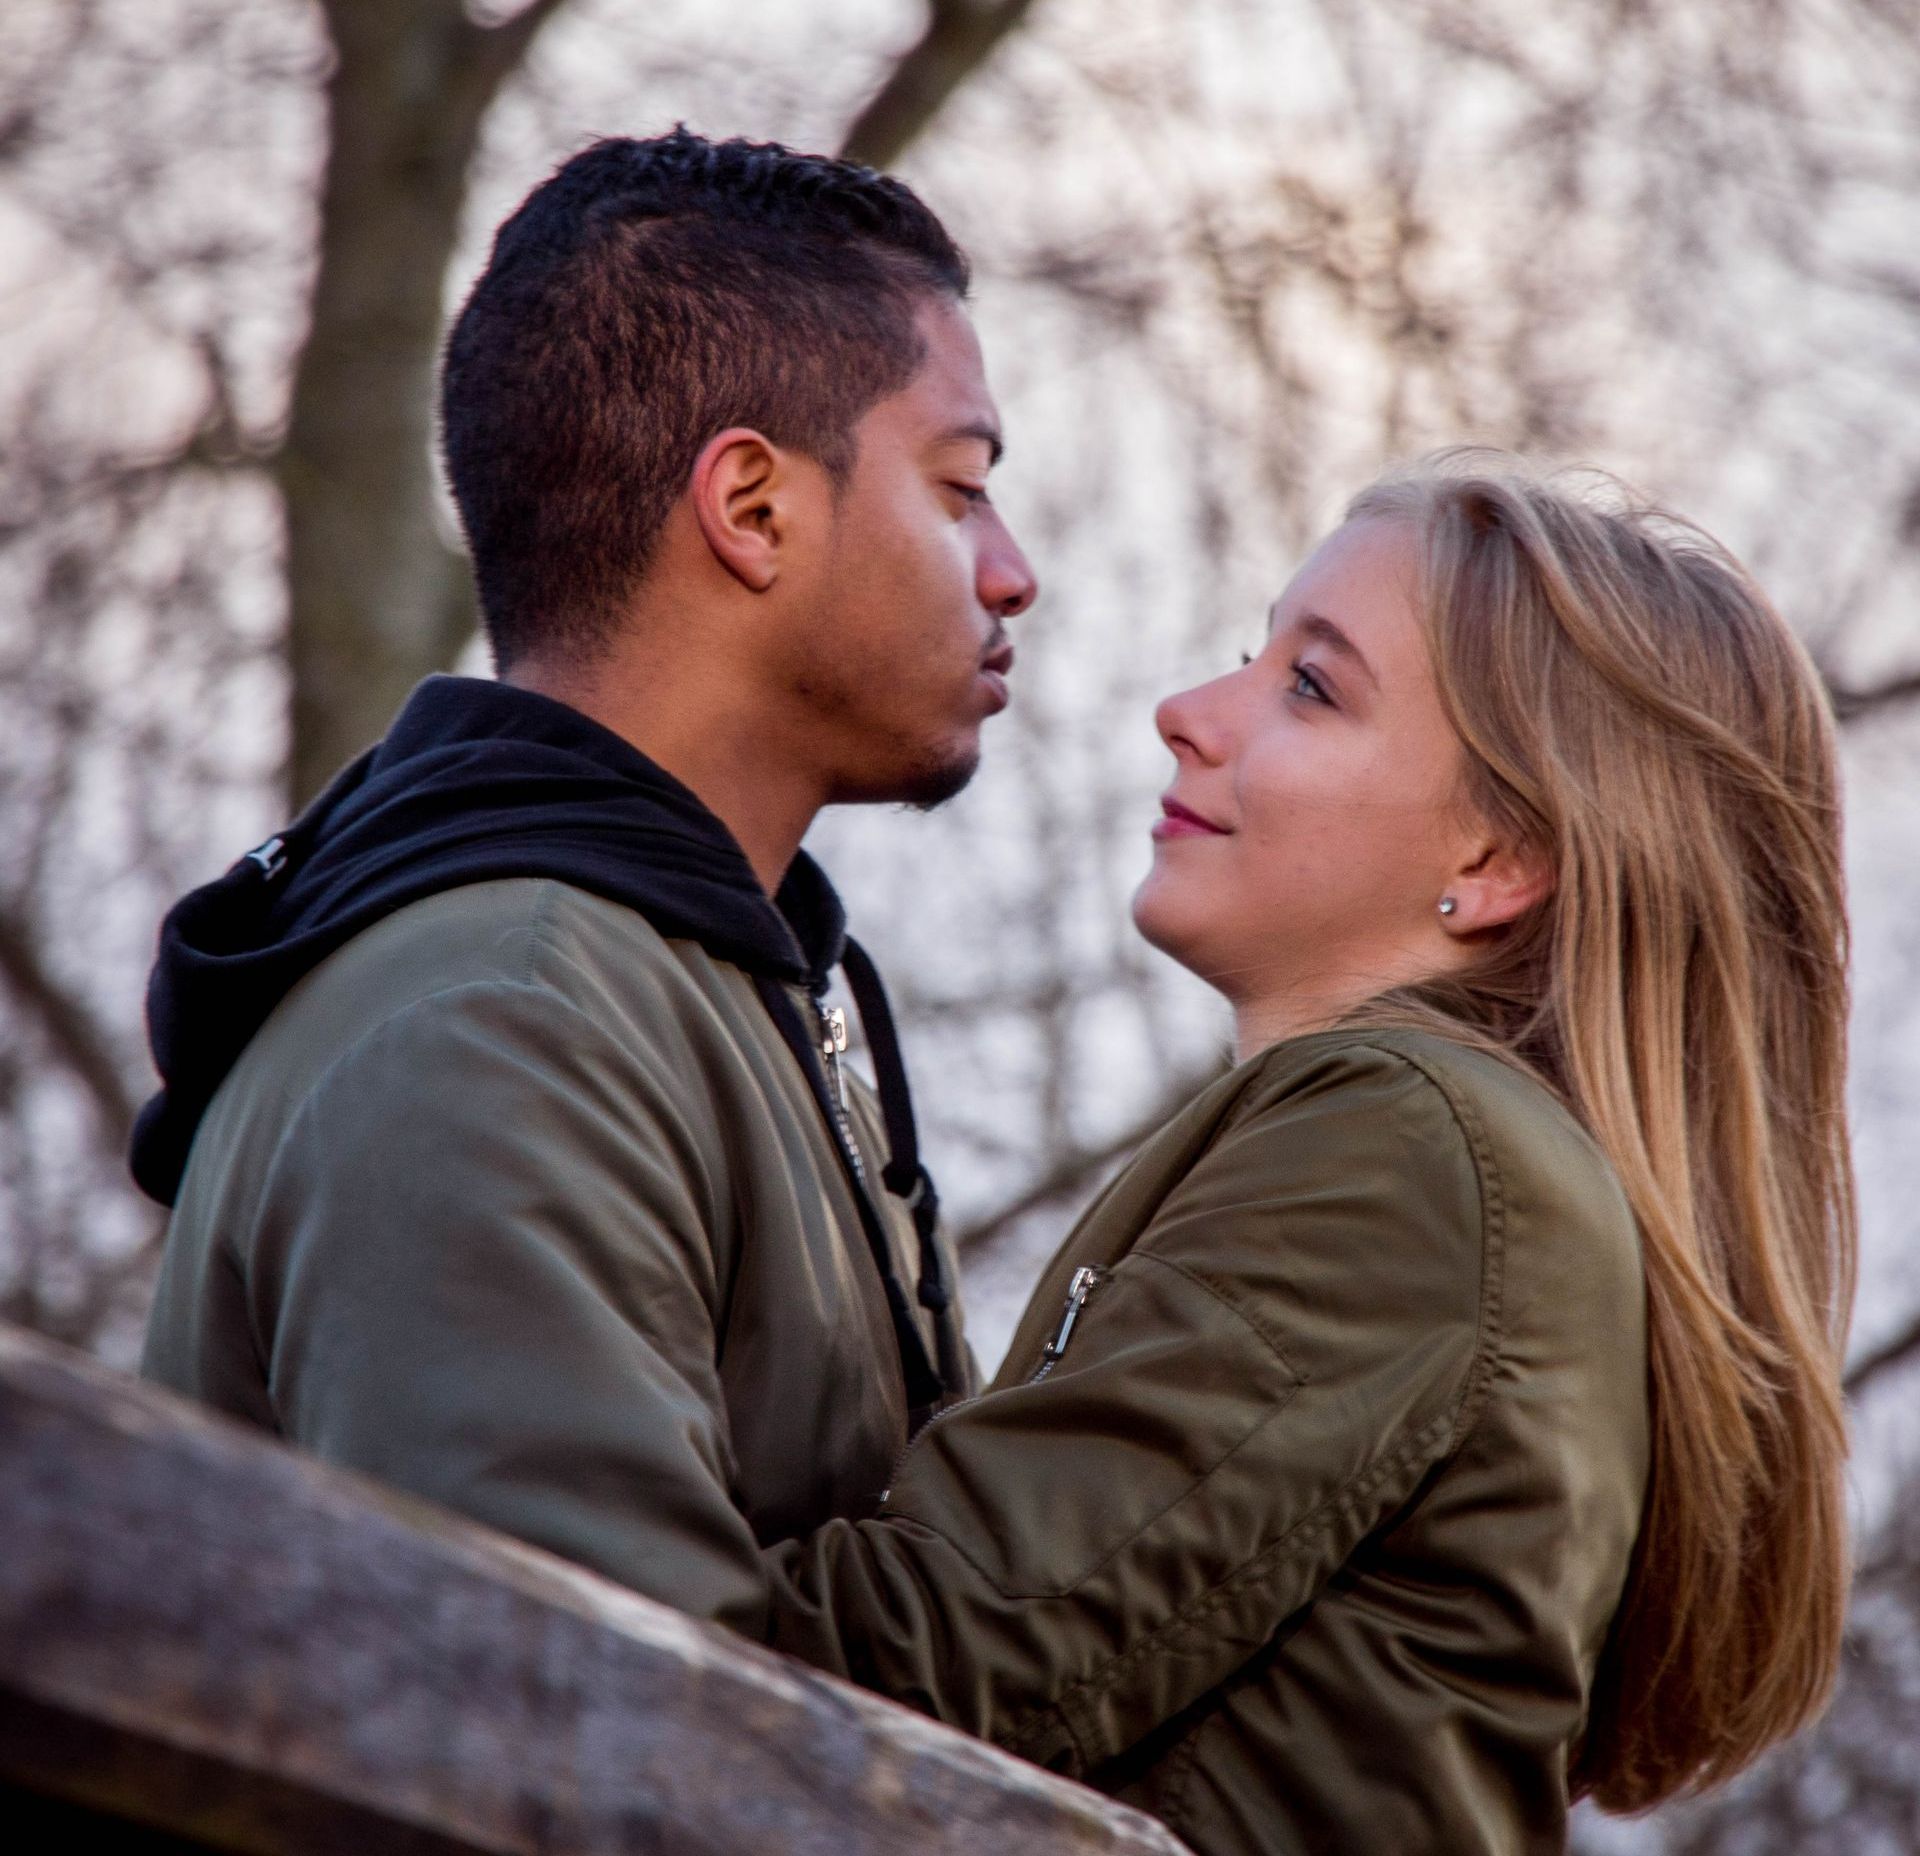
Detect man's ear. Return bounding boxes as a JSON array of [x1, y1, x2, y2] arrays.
[[688, 427, 797, 592], [1441, 833, 1555, 937]]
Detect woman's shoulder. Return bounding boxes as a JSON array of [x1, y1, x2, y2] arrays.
[[1238, 1025, 1616, 1190], [1148, 1029, 1502, 1290], [1231, 1025, 1643, 1321]]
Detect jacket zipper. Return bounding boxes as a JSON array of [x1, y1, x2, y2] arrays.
[[760, 973, 942, 1417], [1031, 1265, 1110, 1381], [811, 996, 868, 1188]]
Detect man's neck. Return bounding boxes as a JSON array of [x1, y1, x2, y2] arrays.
[[503, 659, 825, 896]]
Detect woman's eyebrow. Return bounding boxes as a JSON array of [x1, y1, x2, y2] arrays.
[[1267, 604, 1381, 692]]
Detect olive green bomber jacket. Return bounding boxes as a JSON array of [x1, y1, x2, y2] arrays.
[[765, 1029, 1651, 1855], [141, 877, 972, 1636]]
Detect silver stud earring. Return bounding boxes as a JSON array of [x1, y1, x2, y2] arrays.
[[1438, 897, 1457, 917]]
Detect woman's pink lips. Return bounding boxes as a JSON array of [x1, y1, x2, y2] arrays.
[[1152, 797, 1230, 839]]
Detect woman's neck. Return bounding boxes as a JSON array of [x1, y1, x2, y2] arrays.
[[1230, 943, 1467, 1062], [1230, 993, 1344, 1064]]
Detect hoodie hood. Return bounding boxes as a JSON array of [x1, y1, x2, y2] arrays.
[[131, 675, 846, 1205]]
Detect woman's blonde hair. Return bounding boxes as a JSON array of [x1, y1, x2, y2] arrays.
[[1345, 452, 1856, 1811]]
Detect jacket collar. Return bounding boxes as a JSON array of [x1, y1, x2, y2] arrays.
[[131, 675, 849, 1202]]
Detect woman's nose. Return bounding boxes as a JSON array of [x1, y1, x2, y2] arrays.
[[1155, 678, 1228, 764]]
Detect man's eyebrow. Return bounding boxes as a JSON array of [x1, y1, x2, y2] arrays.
[[1268, 604, 1381, 691], [937, 420, 1004, 467]]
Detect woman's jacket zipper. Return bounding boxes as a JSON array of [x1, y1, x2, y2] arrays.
[[1031, 1265, 1110, 1381], [881, 1264, 1113, 1500]]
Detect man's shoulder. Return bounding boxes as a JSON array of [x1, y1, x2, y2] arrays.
[[308, 875, 664, 982], [281, 877, 739, 1033], [197, 880, 756, 1164]]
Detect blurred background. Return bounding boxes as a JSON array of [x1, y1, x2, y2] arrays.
[[2, 1, 1917, 1846]]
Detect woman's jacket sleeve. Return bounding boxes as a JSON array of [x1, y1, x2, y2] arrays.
[[762, 1042, 1499, 1777]]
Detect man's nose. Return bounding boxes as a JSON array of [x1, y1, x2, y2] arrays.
[[980, 516, 1039, 620]]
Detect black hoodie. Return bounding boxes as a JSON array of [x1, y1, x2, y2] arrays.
[[129, 674, 865, 1199], [131, 675, 949, 1401]]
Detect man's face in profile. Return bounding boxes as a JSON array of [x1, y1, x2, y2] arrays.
[[781, 296, 1039, 810]]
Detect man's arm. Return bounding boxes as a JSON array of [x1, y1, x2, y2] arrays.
[[245, 975, 770, 1632]]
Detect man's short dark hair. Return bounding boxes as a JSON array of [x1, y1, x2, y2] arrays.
[[440, 128, 972, 669]]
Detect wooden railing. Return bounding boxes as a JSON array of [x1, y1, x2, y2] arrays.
[[0, 1322, 1188, 1854]]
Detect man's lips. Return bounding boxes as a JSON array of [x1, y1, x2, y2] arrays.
[[1152, 795, 1231, 840], [979, 639, 1014, 712]]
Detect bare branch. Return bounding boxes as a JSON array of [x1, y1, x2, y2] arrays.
[[1828, 670, 1920, 724], [0, 908, 138, 1148], [1846, 1313, 1920, 1403], [838, 0, 1042, 169], [956, 1065, 1222, 1256]]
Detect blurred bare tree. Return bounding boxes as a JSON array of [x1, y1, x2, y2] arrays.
[[3, 1, 1919, 1845], [0, 0, 1034, 1347]]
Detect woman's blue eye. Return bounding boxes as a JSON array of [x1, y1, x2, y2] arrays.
[[1291, 661, 1331, 704]]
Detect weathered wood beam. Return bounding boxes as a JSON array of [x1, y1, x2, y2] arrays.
[[0, 1321, 1187, 1855]]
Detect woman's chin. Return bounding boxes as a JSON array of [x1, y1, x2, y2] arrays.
[[1131, 874, 1206, 973]]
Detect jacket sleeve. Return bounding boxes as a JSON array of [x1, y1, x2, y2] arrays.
[[763, 1042, 1495, 1775], [246, 974, 771, 1635]]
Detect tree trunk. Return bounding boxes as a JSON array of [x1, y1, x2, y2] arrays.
[[839, 0, 1043, 169], [279, 1, 566, 805], [279, 0, 1043, 805]]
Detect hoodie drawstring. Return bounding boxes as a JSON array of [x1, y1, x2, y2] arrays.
[[753, 975, 947, 1421], [838, 938, 968, 1401]]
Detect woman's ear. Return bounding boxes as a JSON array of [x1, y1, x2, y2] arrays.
[[1440, 835, 1555, 936], [688, 427, 791, 592]]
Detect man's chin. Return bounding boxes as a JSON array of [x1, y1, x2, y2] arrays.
[[833, 738, 982, 813], [897, 745, 981, 813]]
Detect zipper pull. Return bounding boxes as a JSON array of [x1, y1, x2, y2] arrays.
[[1033, 1265, 1108, 1380], [818, 1003, 850, 1111], [808, 996, 866, 1184]]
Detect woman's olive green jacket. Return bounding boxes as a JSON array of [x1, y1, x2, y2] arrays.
[[766, 1028, 1650, 1856]]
